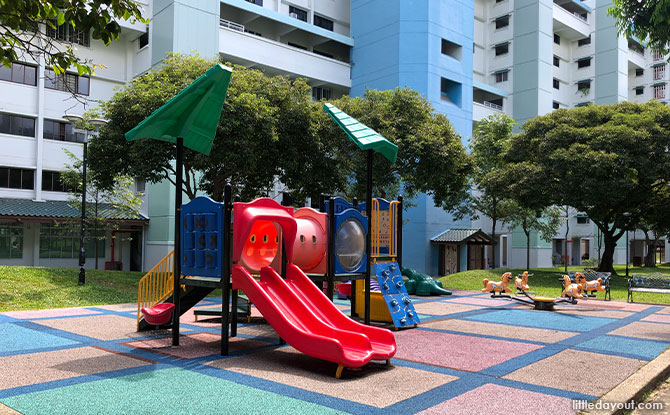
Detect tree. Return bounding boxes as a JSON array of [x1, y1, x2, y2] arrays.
[[0, 0, 147, 76], [637, 186, 670, 267], [608, 0, 670, 55], [505, 206, 562, 271], [315, 88, 472, 211], [61, 149, 142, 269], [463, 113, 517, 268], [90, 57, 472, 214], [88, 54, 303, 201], [502, 102, 670, 273]]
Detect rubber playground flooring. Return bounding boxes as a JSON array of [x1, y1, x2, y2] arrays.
[[1, 291, 670, 415]]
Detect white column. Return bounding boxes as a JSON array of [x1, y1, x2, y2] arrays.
[[34, 55, 45, 201]]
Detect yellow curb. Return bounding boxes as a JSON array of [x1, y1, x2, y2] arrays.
[[585, 347, 670, 415]]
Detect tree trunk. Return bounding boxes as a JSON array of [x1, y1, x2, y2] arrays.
[[491, 217, 497, 269], [564, 206, 570, 273], [644, 231, 657, 268], [524, 220, 530, 271], [597, 231, 618, 273]]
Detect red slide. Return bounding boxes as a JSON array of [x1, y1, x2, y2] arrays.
[[232, 265, 377, 368], [284, 264, 396, 361]]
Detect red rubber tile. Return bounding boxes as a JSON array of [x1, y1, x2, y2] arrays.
[[418, 383, 574, 415], [394, 329, 542, 371]]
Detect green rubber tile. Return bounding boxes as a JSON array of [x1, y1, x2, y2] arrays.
[[2, 367, 346, 415]]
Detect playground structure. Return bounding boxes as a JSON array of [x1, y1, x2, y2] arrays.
[[128, 70, 410, 377], [483, 272, 583, 311]]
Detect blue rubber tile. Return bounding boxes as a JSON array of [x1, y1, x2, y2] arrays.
[[462, 309, 616, 332], [576, 335, 670, 360], [0, 323, 79, 353], [1, 367, 346, 415]]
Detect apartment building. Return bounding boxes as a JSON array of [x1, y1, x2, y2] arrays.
[[0, 0, 665, 274]]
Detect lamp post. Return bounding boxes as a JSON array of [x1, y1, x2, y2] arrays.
[[63, 114, 107, 285], [626, 229, 630, 277]]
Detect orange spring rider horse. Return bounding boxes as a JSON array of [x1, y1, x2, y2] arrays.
[[483, 272, 513, 294], [575, 272, 604, 292], [515, 271, 530, 291], [561, 275, 584, 299]]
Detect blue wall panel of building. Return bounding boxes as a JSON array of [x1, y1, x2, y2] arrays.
[[350, 0, 474, 275]]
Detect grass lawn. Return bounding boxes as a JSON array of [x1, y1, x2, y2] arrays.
[[0, 266, 144, 312], [438, 264, 670, 305]]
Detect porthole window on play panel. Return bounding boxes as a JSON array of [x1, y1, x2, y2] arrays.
[[335, 218, 365, 272]]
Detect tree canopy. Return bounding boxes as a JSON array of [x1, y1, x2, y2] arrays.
[[609, 0, 670, 55], [89, 54, 472, 212], [465, 113, 517, 267], [502, 102, 670, 273], [0, 0, 147, 75]]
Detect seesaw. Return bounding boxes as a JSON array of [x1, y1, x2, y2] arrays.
[[483, 272, 585, 311]]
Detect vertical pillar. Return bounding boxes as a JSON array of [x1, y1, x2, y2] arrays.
[[172, 137, 183, 346]]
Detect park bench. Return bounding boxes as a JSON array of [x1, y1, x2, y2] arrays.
[[557, 270, 612, 301], [628, 273, 670, 303]]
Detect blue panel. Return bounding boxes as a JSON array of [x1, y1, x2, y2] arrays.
[[181, 196, 224, 278], [373, 262, 420, 327], [333, 208, 368, 274], [323, 196, 354, 214], [0, 323, 79, 352]]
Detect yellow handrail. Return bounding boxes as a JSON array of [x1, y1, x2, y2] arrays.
[[371, 199, 380, 257], [137, 250, 175, 330], [389, 200, 399, 258]]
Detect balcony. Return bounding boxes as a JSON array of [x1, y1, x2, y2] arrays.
[[219, 21, 351, 88], [553, 1, 590, 40], [473, 81, 507, 121]]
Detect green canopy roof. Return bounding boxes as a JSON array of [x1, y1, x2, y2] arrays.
[[323, 103, 398, 164], [125, 63, 232, 156]]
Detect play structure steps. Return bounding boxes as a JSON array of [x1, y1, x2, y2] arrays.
[[180, 275, 221, 288], [232, 264, 395, 378], [137, 250, 218, 331]]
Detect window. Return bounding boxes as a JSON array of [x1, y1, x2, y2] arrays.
[[138, 27, 149, 49], [245, 0, 263, 5], [440, 77, 462, 107], [554, 34, 560, 45], [495, 15, 509, 29], [42, 171, 76, 192], [314, 15, 334, 31], [577, 57, 592, 69], [496, 0, 505, 3], [575, 102, 591, 107], [0, 62, 37, 86], [653, 50, 664, 61], [576, 216, 589, 224], [578, 80, 591, 92], [39, 224, 104, 259], [312, 86, 331, 101], [553, 78, 560, 89], [0, 222, 23, 259], [46, 22, 89, 47], [553, 101, 560, 109], [43, 119, 84, 142], [578, 35, 591, 47], [654, 83, 666, 99], [0, 167, 34, 190], [553, 56, 560, 67], [441, 39, 462, 61], [495, 70, 508, 83], [0, 113, 35, 138], [288, 42, 307, 50], [635, 87, 644, 95], [45, 69, 89, 95], [495, 43, 509, 56], [289, 6, 307, 22], [636, 68, 644, 77], [654, 64, 666, 80]]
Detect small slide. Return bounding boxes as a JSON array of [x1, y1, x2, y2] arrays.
[[284, 263, 396, 361], [232, 265, 395, 372]]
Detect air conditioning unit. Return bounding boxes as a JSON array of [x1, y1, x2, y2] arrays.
[[290, 12, 298, 18]]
